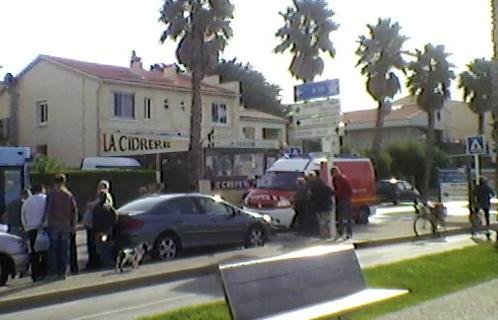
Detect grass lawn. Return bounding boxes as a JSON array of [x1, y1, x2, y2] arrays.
[[138, 243, 498, 320]]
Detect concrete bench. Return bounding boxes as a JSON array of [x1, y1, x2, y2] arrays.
[[218, 244, 408, 320]]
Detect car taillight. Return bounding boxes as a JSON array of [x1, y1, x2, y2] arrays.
[[122, 218, 145, 231]]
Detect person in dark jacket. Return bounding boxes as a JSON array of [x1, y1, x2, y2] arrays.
[[292, 176, 311, 233], [93, 191, 117, 268], [331, 166, 354, 239], [5, 189, 30, 237], [307, 171, 334, 238], [473, 177, 495, 239]]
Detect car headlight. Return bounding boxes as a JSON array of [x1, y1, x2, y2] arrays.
[[262, 214, 272, 223], [276, 198, 291, 208]]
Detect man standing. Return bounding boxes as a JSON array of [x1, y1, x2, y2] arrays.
[[292, 176, 311, 234], [21, 184, 47, 282], [331, 166, 353, 239], [307, 171, 334, 238], [474, 177, 495, 240], [46, 174, 78, 280]]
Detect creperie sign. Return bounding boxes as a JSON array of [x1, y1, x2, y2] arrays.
[[101, 131, 189, 156]]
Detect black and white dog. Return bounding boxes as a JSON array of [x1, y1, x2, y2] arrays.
[[115, 243, 147, 272]]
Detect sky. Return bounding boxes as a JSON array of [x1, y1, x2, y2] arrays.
[[0, 0, 493, 112]]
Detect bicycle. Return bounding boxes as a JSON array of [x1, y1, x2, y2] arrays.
[[413, 200, 447, 237]]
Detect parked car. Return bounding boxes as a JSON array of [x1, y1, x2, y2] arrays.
[[0, 229, 29, 286], [377, 179, 420, 205], [114, 194, 274, 260]]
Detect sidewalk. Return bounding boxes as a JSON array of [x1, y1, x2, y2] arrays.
[[376, 278, 498, 320], [0, 204, 495, 314]]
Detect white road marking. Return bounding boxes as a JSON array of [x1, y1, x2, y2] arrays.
[[68, 294, 197, 320]]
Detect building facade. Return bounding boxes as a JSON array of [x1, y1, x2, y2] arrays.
[[342, 96, 486, 154], [0, 54, 286, 180]]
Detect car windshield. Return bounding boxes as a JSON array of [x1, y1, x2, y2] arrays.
[[118, 197, 164, 212], [258, 171, 303, 191]]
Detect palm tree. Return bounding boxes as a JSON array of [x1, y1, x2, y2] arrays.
[[3, 73, 18, 146], [275, 0, 338, 83], [459, 58, 493, 135], [159, 0, 234, 189], [356, 18, 408, 158], [406, 44, 455, 197]]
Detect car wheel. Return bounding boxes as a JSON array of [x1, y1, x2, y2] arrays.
[[357, 207, 370, 224], [153, 233, 180, 261], [245, 225, 266, 248], [0, 256, 10, 286]]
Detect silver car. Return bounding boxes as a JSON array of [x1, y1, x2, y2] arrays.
[[0, 230, 29, 286]]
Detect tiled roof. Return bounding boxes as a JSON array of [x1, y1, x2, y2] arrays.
[[344, 102, 423, 125], [38, 55, 237, 96]]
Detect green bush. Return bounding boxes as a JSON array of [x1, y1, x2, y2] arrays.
[[364, 149, 392, 179], [30, 155, 67, 174], [31, 170, 155, 216], [386, 140, 449, 189]]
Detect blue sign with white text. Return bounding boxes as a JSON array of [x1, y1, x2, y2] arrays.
[[294, 79, 340, 102]]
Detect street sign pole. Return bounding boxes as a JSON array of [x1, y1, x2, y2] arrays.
[[474, 154, 480, 182]]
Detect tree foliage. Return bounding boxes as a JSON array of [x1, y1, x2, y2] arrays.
[[159, 0, 234, 73], [275, 0, 338, 83], [459, 58, 494, 134], [406, 44, 455, 114], [30, 155, 67, 174], [210, 59, 284, 116]]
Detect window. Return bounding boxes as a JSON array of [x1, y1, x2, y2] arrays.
[[212, 103, 227, 125], [36, 145, 47, 156], [37, 101, 48, 125], [143, 97, 152, 120], [163, 98, 169, 109], [167, 197, 202, 215], [114, 92, 135, 118], [242, 127, 255, 140], [197, 198, 233, 216], [206, 154, 233, 177], [263, 128, 281, 140], [233, 153, 264, 176]]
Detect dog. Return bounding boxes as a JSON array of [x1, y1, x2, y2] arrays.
[[115, 243, 147, 272]]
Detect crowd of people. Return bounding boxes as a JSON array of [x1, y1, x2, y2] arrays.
[[291, 166, 353, 240], [2, 174, 117, 282]]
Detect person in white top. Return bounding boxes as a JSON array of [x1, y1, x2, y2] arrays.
[[21, 184, 48, 282]]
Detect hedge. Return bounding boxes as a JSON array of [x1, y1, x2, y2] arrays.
[[30, 170, 156, 216]]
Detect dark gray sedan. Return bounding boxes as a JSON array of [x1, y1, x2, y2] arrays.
[[114, 194, 274, 260]]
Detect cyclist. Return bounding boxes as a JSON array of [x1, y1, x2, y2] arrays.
[[473, 177, 495, 239]]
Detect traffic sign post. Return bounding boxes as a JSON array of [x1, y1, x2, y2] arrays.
[[466, 135, 486, 183]]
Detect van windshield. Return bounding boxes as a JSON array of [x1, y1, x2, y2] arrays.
[[258, 171, 303, 191]]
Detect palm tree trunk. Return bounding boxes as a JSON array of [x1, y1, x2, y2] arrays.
[[372, 101, 386, 159], [423, 110, 435, 198], [189, 25, 204, 191], [478, 113, 485, 135]]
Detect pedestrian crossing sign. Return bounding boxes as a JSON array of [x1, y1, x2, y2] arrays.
[[466, 135, 486, 155]]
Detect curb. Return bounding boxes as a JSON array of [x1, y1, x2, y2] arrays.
[[0, 226, 485, 313], [0, 264, 216, 314]]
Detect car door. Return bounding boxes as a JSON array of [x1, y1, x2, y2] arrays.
[[400, 181, 418, 201], [165, 197, 214, 247], [196, 197, 247, 245]]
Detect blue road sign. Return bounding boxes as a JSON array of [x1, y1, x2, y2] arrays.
[[466, 135, 486, 155], [294, 79, 340, 102]]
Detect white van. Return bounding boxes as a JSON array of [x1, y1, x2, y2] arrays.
[[80, 157, 142, 170]]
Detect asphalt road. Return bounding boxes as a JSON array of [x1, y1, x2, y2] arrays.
[[1, 234, 478, 320]]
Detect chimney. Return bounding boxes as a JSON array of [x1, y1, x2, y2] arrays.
[[162, 64, 179, 80], [130, 50, 143, 70]]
